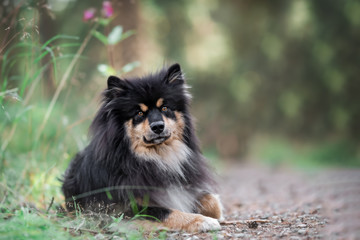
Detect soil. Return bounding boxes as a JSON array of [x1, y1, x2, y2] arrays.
[[158, 163, 360, 239]]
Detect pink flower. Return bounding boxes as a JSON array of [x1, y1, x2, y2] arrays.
[[83, 8, 96, 22], [102, 1, 113, 18]]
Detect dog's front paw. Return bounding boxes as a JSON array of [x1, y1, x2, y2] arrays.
[[182, 214, 221, 232], [164, 209, 221, 232], [197, 215, 221, 232]]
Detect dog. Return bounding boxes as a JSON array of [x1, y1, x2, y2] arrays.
[[62, 63, 223, 232]]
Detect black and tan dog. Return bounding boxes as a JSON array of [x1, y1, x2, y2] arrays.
[[62, 64, 223, 232]]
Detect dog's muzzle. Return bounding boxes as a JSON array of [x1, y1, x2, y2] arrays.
[[144, 121, 170, 145]]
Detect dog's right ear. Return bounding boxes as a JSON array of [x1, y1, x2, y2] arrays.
[[105, 76, 127, 99], [107, 75, 126, 90]]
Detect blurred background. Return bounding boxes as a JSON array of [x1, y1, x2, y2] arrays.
[[1, 0, 360, 208]]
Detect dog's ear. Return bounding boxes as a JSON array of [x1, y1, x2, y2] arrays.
[[105, 76, 127, 99], [165, 63, 184, 85], [107, 75, 126, 90]]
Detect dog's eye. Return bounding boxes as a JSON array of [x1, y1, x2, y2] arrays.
[[161, 106, 168, 112], [137, 111, 144, 117]]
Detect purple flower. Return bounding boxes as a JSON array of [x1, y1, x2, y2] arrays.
[[83, 8, 96, 22], [102, 1, 113, 18]]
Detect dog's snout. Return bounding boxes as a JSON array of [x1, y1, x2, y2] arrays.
[[150, 121, 164, 134]]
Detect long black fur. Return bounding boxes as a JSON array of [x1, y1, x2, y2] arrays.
[[62, 64, 215, 220]]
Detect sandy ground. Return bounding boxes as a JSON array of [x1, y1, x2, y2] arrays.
[[162, 164, 360, 239]]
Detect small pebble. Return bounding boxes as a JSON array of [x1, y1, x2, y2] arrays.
[[297, 224, 307, 228], [310, 209, 318, 214], [298, 229, 307, 235], [247, 221, 258, 229]]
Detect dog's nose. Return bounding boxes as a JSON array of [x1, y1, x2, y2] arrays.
[[150, 121, 165, 134]]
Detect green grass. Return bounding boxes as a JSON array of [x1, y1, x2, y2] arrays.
[[0, 207, 73, 240], [0, 205, 160, 240]]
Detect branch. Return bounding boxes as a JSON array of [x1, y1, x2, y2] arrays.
[[220, 219, 270, 225]]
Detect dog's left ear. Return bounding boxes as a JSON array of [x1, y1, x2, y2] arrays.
[[105, 76, 127, 99], [165, 63, 184, 85]]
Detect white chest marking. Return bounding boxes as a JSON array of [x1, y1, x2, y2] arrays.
[[157, 186, 198, 213]]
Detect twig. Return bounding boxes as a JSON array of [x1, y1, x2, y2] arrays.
[[66, 115, 93, 131], [220, 219, 270, 225], [64, 227, 102, 235], [46, 196, 54, 213], [1, 123, 17, 151], [0, 88, 18, 97], [0, 190, 7, 205]]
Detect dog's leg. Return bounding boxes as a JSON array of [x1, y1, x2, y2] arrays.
[[198, 193, 224, 220], [135, 206, 221, 232]]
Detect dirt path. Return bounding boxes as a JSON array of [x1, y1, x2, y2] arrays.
[[166, 164, 360, 239]]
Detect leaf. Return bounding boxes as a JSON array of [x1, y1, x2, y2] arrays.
[[120, 30, 136, 41], [120, 61, 140, 74], [105, 190, 113, 200], [91, 30, 108, 45], [97, 64, 116, 76], [111, 213, 124, 223], [132, 214, 161, 222], [41, 35, 79, 50], [107, 26, 123, 45]]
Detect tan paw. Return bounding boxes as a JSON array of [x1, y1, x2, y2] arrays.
[[164, 209, 221, 232], [196, 215, 221, 232]]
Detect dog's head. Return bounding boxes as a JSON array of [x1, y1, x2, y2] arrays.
[[102, 63, 192, 163]]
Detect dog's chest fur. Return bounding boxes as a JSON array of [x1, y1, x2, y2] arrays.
[[154, 186, 199, 213], [136, 142, 199, 213]]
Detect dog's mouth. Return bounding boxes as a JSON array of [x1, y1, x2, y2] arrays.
[[143, 134, 171, 145]]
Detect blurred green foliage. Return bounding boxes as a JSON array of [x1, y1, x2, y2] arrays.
[[148, 0, 360, 162], [251, 137, 360, 168]]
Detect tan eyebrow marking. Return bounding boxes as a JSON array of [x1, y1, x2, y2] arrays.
[[139, 103, 148, 112], [156, 98, 164, 108]]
